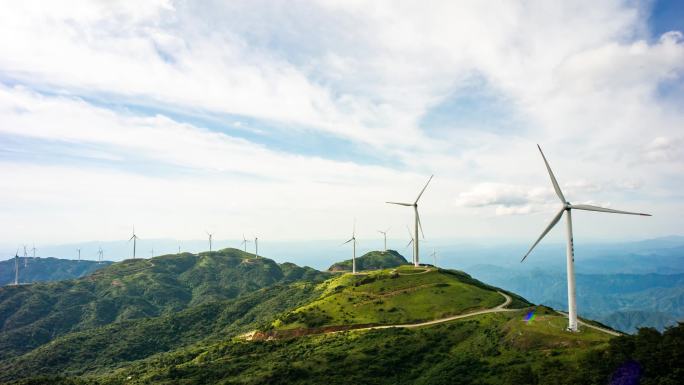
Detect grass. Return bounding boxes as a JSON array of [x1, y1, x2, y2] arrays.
[[274, 267, 505, 329]]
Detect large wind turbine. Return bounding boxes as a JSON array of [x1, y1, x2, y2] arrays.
[[129, 226, 139, 259], [522, 145, 651, 332], [206, 231, 213, 252], [342, 221, 357, 274], [377, 228, 390, 252], [387, 175, 433, 267]]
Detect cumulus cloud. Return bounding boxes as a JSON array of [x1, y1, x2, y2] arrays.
[[0, 0, 682, 243]]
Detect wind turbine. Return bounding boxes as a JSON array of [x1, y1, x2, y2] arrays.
[[129, 226, 139, 259], [77, 248, 81, 262], [254, 236, 259, 258], [240, 234, 251, 252], [13, 249, 19, 285], [430, 248, 437, 268], [206, 231, 213, 252], [23, 245, 28, 268], [387, 175, 433, 267], [150, 248, 154, 258], [522, 145, 651, 332], [405, 226, 415, 264], [342, 221, 357, 274], [97, 247, 103, 264], [31, 243, 36, 259], [377, 228, 390, 252]]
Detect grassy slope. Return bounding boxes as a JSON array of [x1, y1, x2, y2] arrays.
[[327, 250, 408, 271], [0, 281, 327, 381], [59, 308, 613, 385], [0, 249, 327, 361], [274, 266, 526, 330]]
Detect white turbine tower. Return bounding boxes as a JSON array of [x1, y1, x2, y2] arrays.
[[13, 249, 19, 285], [522, 145, 651, 332], [377, 228, 390, 252], [387, 175, 433, 267], [254, 236, 259, 259], [342, 221, 357, 274], [97, 247, 103, 264], [206, 231, 213, 252], [430, 248, 437, 268], [129, 226, 139, 259], [77, 248, 81, 262], [31, 243, 36, 260], [23, 245, 28, 268], [240, 234, 251, 253]]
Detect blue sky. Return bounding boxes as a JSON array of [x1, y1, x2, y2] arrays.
[[0, 0, 682, 251]]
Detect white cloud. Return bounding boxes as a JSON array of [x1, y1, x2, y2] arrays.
[[0, 1, 682, 244]]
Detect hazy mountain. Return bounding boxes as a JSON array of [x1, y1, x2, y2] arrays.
[[0, 257, 112, 286], [466, 265, 684, 333]]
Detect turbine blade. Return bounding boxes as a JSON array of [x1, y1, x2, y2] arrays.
[[128, 235, 134, 242], [415, 175, 434, 203], [386, 201, 413, 207], [570, 204, 651, 216], [405, 239, 414, 248], [537, 145, 566, 203], [417, 210, 425, 239], [341, 238, 354, 245], [521, 207, 565, 262]]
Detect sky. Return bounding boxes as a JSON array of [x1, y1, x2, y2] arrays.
[[1, 0, 683, 254]]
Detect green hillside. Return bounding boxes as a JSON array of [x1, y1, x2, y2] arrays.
[[327, 250, 408, 272], [273, 266, 523, 331], [0, 257, 112, 286], [1, 252, 682, 384], [0, 249, 327, 361]]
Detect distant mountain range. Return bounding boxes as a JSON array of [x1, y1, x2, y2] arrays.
[[466, 265, 684, 333], [0, 257, 111, 286]]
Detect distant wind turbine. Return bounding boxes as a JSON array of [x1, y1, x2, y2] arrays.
[[522, 145, 651, 332], [254, 237, 259, 258], [405, 226, 415, 264], [23, 245, 28, 268], [206, 231, 213, 252], [129, 226, 139, 259], [31, 243, 36, 259], [342, 221, 358, 274], [377, 228, 390, 252], [97, 247, 103, 264], [150, 248, 154, 258], [77, 248, 81, 262], [14, 249, 19, 285], [430, 248, 437, 268], [240, 234, 251, 252], [387, 175, 433, 267]]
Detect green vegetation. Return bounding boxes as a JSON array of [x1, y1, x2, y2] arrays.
[[0, 249, 328, 360], [0, 257, 112, 286], [1, 249, 682, 384], [274, 266, 514, 330], [327, 250, 408, 272]]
